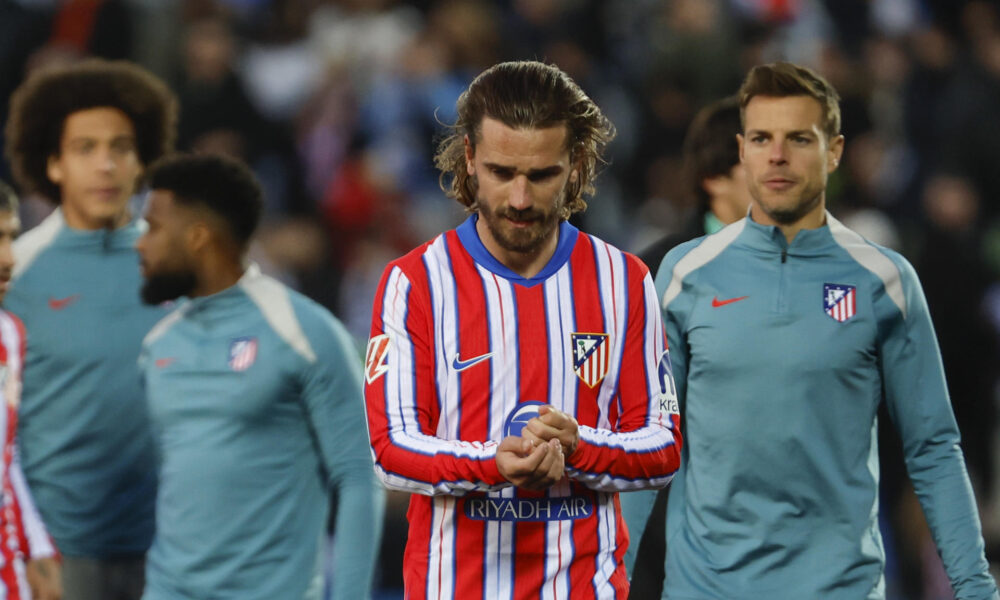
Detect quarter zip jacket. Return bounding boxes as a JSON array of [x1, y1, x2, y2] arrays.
[[140, 266, 381, 600], [6, 208, 162, 557], [621, 212, 996, 599]]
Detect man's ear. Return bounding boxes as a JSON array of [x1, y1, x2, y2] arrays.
[[827, 134, 845, 173], [46, 155, 64, 185], [187, 222, 213, 254]]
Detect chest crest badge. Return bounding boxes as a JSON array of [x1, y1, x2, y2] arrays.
[[571, 332, 609, 388], [824, 283, 857, 323], [228, 337, 258, 372]]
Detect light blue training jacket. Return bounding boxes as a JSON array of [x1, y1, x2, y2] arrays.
[[620, 212, 997, 599], [139, 266, 383, 600], [6, 209, 162, 557]]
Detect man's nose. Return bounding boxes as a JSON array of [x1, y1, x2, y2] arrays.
[[769, 140, 788, 164], [509, 175, 532, 210]]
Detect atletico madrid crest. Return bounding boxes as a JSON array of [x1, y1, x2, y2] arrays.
[[228, 337, 258, 371], [823, 283, 857, 323], [571, 332, 609, 388]]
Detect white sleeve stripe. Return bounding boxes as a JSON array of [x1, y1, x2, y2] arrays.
[[12, 209, 63, 281], [827, 213, 907, 319], [662, 219, 745, 310], [240, 265, 317, 363]]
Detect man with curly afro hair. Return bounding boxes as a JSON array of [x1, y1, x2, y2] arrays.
[[3, 58, 177, 600]]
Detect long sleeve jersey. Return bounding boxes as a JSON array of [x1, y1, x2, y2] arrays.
[[0, 309, 57, 599], [139, 266, 383, 600], [5, 209, 162, 557], [365, 216, 682, 600], [621, 213, 997, 599]]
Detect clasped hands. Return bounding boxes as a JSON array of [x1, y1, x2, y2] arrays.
[[496, 405, 579, 491]]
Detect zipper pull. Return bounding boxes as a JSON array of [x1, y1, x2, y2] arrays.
[[781, 250, 787, 263]]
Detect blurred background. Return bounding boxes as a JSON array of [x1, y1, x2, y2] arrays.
[[2, 0, 1000, 598]]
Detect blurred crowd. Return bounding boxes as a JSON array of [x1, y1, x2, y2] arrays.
[[2, 0, 999, 598]]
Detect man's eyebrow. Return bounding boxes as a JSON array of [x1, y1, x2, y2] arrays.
[[483, 162, 564, 176]]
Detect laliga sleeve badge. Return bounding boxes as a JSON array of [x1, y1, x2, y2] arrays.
[[504, 401, 547, 437], [365, 334, 390, 384]]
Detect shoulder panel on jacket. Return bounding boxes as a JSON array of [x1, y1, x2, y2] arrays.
[[239, 265, 318, 363], [827, 214, 906, 319], [661, 219, 746, 310], [12, 209, 64, 280], [143, 306, 188, 347]]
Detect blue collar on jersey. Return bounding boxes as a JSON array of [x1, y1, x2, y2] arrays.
[[456, 214, 579, 287]]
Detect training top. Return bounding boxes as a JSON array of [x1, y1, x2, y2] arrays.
[[365, 215, 682, 600], [0, 309, 57, 599], [621, 213, 997, 599], [5, 209, 162, 557], [140, 266, 383, 600]]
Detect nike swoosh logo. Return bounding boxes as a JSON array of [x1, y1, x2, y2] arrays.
[[48, 294, 80, 310], [452, 352, 493, 372], [155, 357, 176, 368], [711, 295, 748, 307]]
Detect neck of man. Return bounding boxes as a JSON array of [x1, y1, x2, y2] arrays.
[[190, 251, 246, 298], [751, 196, 827, 244]]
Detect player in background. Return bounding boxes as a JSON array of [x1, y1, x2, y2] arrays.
[[136, 153, 383, 600], [3, 59, 177, 600], [622, 61, 998, 599], [0, 180, 61, 600], [364, 60, 682, 599], [636, 96, 752, 275], [621, 95, 751, 600]]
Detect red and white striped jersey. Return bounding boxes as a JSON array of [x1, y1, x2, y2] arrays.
[[0, 310, 57, 599], [365, 218, 682, 600]]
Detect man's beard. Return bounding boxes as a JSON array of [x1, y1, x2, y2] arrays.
[[476, 192, 567, 255], [141, 270, 197, 305], [755, 189, 823, 226]]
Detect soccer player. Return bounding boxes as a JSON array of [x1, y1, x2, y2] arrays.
[[623, 62, 998, 598], [364, 60, 682, 599], [622, 95, 751, 599], [0, 180, 60, 600], [135, 153, 383, 600], [3, 59, 177, 600]]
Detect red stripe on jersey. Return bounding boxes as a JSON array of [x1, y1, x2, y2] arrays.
[[446, 232, 491, 593], [510, 285, 551, 598], [568, 235, 604, 425], [448, 232, 492, 443]]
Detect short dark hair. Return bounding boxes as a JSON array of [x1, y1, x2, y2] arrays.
[[5, 58, 178, 202], [0, 180, 18, 214], [684, 96, 741, 208], [146, 153, 262, 247], [737, 62, 841, 140], [434, 60, 616, 219]]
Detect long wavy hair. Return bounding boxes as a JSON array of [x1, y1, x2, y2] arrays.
[[434, 61, 616, 219]]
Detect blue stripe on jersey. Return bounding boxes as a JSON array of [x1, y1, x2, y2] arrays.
[[444, 242, 463, 442], [455, 216, 579, 287], [564, 252, 579, 418]]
